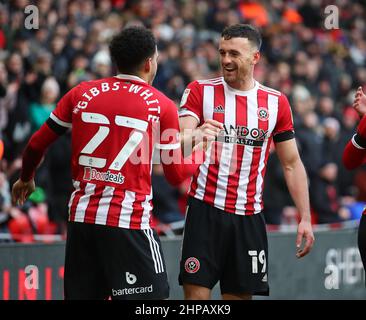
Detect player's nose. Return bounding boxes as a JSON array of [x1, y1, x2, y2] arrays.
[[221, 53, 232, 65]]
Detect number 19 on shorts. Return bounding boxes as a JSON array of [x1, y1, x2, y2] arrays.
[[248, 250, 266, 274]]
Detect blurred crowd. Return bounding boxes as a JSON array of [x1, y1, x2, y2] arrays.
[[0, 0, 366, 241]]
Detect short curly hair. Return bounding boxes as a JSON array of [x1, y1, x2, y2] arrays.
[[109, 26, 156, 74], [221, 24, 262, 50]]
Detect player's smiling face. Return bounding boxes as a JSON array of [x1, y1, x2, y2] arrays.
[[219, 37, 259, 89]]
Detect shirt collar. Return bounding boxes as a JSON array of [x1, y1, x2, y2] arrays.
[[114, 74, 146, 83], [223, 79, 259, 96]]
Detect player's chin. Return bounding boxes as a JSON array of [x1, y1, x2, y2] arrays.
[[223, 74, 237, 85]]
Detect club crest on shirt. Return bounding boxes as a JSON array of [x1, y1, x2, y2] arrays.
[[257, 107, 269, 121]]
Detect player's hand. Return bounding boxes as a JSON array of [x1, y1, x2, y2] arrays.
[[192, 140, 208, 152], [295, 219, 314, 258], [353, 86, 366, 118], [195, 119, 223, 143], [11, 179, 35, 206]]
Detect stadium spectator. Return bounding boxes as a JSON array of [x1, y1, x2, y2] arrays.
[[338, 106, 359, 197], [0, 171, 11, 235], [29, 77, 60, 132], [262, 144, 294, 226], [310, 161, 347, 224], [295, 111, 323, 180]]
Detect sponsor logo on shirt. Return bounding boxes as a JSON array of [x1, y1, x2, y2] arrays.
[[83, 167, 125, 184], [216, 125, 269, 147], [213, 105, 225, 113]]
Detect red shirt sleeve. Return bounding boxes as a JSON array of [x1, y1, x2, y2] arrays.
[[50, 85, 79, 128], [20, 123, 59, 182], [273, 94, 294, 135], [343, 136, 366, 170], [155, 96, 203, 185], [178, 81, 203, 124], [162, 149, 204, 186], [20, 86, 80, 182], [155, 99, 181, 150]]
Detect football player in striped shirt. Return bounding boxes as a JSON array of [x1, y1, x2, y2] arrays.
[[178, 24, 315, 299], [343, 86, 366, 280], [12, 27, 201, 300]]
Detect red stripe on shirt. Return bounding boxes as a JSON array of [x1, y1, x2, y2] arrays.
[[224, 95, 248, 212], [148, 199, 154, 227], [69, 182, 86, 222], [203, 85, 225, 204], [129, 193, 146, 229], [189, 166, 200, 196], [83, 184, 104, 224], [245, 90, 269, 214], [106, 188, 126, 227], [202, 141, 223, 204]]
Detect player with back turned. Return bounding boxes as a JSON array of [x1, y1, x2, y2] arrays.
[[12, 26, 201, 300]]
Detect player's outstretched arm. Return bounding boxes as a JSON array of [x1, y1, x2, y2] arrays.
[[161, 144, 205, 186], [163, 116, 222, 186], [276, 138, 315, 258], [11, 122, 60, 206], [179, 116, 223, 157]]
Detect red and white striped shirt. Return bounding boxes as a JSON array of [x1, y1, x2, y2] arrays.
[[51, 74, 181, 229], [179, 77, 294, 215]]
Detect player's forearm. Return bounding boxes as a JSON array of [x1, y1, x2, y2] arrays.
[[20, 144, 43, 182], [162, 149, 204, 186], [20, 123, 59, 182], [180, 119, 223, 157], [283, 159, 311, 222], [180, 128, 199, 157]]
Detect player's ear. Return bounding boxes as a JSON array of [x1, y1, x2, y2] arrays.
[[144, 58, 152, 73], [253, 51, 260, 65]]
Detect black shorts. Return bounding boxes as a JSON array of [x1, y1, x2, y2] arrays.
[[358, 214, 366, 286], [179, 197, 269, 296], [64, 222, 169, 300]]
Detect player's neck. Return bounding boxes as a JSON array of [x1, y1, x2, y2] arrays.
[[116, 72, 149, 84], [226, 76, 256, 92], [135, 72, 150, 84]]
